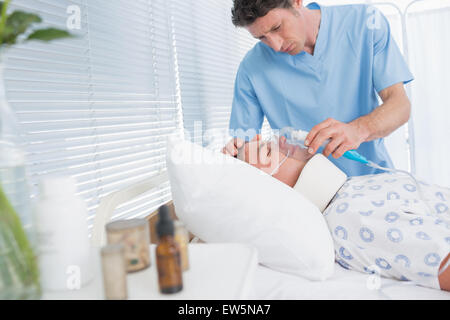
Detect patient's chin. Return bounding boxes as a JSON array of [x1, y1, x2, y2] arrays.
[[249, 162, 273, 175], [272, 173, 297, 188], [272, 166, 302, 188]]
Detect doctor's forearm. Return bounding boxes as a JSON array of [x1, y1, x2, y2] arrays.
[[351, 85, 411, 143]]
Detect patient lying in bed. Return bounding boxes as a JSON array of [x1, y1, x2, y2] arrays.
[[236, 135, 450, 291]]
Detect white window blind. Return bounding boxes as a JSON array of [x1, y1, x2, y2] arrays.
[[170, 0, 271, 149], [4, 0, 180, 232]]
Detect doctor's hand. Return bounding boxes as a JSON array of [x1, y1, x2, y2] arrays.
[[304, 118, 368, 159]]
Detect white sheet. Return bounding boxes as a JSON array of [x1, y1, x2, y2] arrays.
[[251, 262, 450, 300]]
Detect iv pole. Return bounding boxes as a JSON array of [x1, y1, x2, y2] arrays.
[[367, 0, 426, 175]]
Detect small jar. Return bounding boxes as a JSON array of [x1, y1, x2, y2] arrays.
[[101, 243, 127, 300], [174, 221, 190, 271], [105, 218, 150, 272]]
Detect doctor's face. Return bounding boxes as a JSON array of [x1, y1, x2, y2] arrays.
[[246, 7, 307, 55]]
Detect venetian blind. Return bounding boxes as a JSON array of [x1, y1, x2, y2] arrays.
[[169, 0, 271, 149], [3, 0, 180, 232]]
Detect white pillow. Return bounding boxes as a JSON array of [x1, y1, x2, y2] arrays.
[[166, 137, 335, 280]]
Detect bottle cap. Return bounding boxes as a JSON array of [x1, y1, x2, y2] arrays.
[[156, 204, 174, 237]]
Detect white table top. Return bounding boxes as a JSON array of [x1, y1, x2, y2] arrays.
[[42, 243, 258, 300]]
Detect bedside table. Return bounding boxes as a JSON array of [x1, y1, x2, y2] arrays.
[[42, 243, 258, 300]]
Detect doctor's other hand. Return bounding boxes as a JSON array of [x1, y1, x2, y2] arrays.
[[305, 118, 368, 159], [222, 137, 245, 157]]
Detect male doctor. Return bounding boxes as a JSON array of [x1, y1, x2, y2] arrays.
[[222, 0, 414, 176]]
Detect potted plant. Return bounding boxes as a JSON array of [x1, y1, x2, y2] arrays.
[[0, 0, 72, 299]]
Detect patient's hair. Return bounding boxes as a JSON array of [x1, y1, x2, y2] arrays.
[[231, 0, 294, 27]]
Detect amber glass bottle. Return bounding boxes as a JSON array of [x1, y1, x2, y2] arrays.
[[156, 205, 183, 294]]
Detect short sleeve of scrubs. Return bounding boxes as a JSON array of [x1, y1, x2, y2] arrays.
[[372, 12, 414, 93], [229, 63, 264, 139]]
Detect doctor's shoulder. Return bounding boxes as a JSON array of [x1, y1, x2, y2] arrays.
[[330, 4, 389, 51], [236, 42, 271, 76], [327, 2, 377, 23], [329, 4, 379, 34]]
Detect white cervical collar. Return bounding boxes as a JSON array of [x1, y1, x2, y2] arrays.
[[293, 154, 348, 212]]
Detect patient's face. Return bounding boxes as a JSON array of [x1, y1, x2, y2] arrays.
[[239, 135, 313, 187]]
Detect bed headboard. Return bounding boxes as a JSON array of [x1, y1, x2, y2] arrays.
[[90, 170, 195, 246]]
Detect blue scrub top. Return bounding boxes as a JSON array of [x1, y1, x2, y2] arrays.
[[229, 2, 414, 177]]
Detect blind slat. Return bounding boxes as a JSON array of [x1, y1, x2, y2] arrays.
[[170, 0, 268, 146], [4, 0, 178, 230]]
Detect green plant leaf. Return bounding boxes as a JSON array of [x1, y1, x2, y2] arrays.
[[0, 1, 9, 14], [26, 27, 73, 42], [0, 183, 40, 295], [2, 10, 41, 44], [0, 0, 12, 44]]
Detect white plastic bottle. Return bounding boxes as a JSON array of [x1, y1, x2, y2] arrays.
[[33, 176, 92, 291]]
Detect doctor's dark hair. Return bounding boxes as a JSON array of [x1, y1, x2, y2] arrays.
[[231, 0, 294, 27]]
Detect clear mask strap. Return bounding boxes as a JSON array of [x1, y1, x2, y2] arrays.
[[270, 150, 290, 176]]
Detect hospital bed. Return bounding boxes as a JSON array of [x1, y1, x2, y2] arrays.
[[91, 170, 450, 300], [252, 263, 450, 300]]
